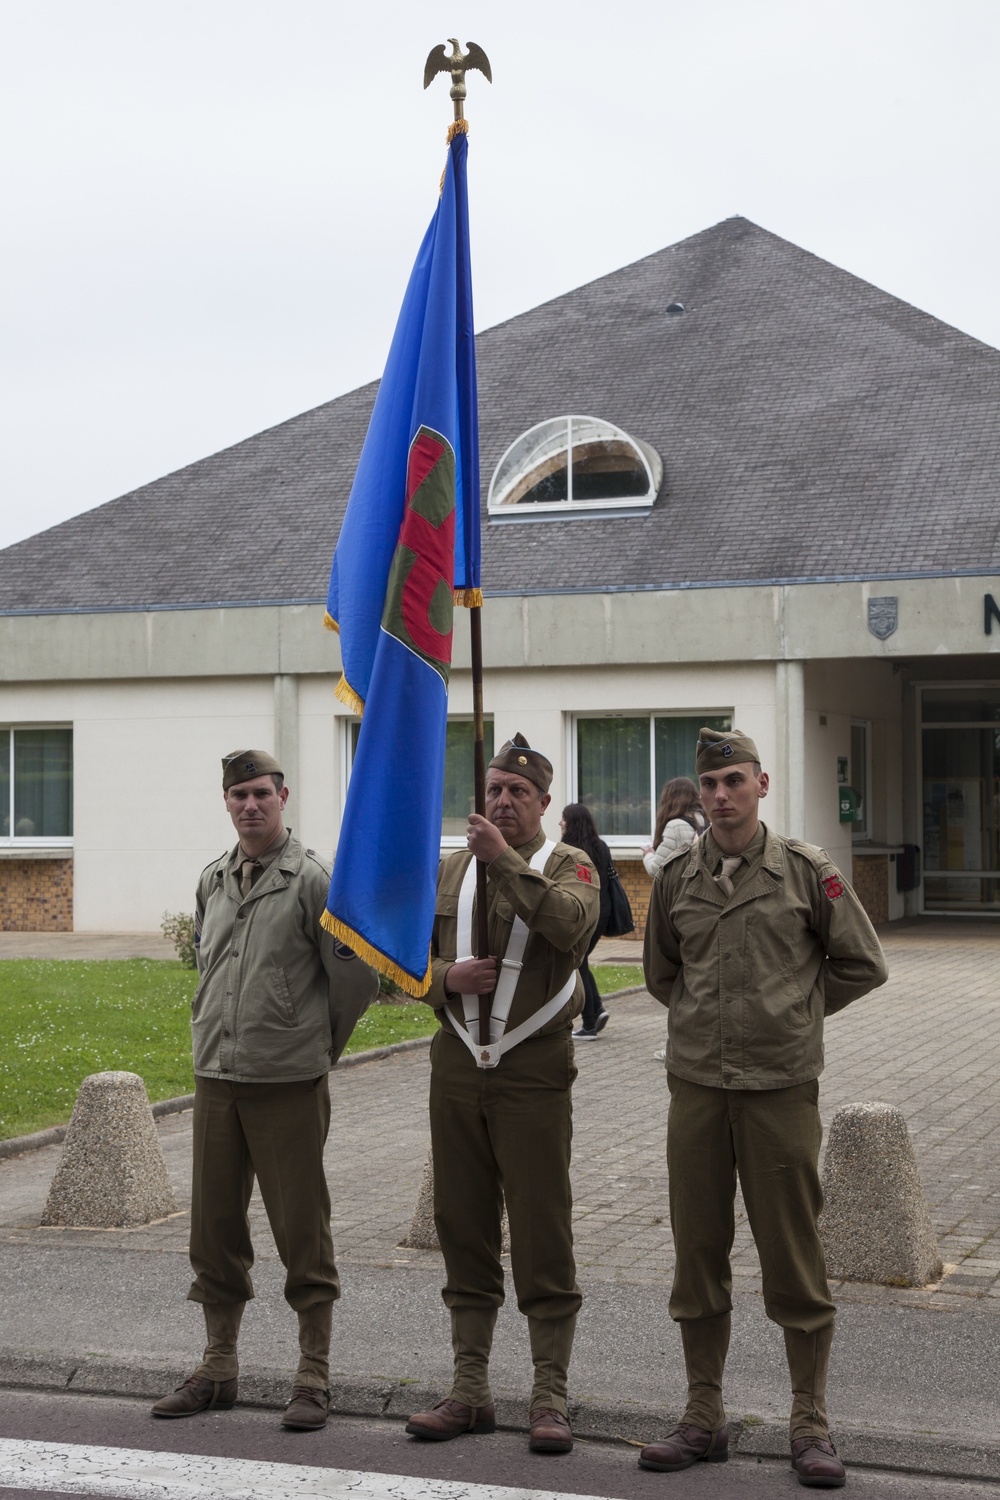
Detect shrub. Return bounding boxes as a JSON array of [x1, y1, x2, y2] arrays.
[[161, 911, 197, 969]]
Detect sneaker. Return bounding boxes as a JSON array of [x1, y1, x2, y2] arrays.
[[572, 1027, 598, 1039], [653, 1046, 667, 1061], [594, 1011, 610, 1033]]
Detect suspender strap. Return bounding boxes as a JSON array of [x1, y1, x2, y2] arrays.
[[451, 841, 576, 1069]]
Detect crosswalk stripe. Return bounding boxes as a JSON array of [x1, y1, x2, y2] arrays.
[[0, 1438, 611, 1500]]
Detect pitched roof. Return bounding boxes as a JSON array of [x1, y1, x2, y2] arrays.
[[2, 216, 999, 613]]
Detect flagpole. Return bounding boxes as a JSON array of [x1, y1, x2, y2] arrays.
[[425, 38, 494, 1044]]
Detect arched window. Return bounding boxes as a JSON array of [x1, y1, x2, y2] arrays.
[[488, 416, 662, 519]]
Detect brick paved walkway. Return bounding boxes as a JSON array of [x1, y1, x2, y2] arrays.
[[3, 922, 996, 1315]]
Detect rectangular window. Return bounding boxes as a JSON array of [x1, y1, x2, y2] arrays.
[[347, 717, 493, 838], [576, 713, 732, 838], [850, 720, 870, 840], [921, 685, 1000, 912], [0, 726, 73, 842]]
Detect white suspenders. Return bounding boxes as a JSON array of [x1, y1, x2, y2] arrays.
[[449, 839, 577, 1069]]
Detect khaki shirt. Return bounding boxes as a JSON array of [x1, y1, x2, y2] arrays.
[[193, 832, 379, 1081], [428, 829, 601, 1037], [643, 822, 888, 1090]]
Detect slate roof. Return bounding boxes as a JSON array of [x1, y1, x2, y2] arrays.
[[2, 216, 999, 614]]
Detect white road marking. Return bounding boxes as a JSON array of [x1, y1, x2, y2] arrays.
[[0, 1438, 612, 1500]]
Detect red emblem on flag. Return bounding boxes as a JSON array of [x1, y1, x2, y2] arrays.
[[822, 876, 844, 900], [576, 864, 593, 884]]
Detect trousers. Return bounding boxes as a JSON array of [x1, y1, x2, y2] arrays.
[[666, 1073, 835, 1331], [188, 1074, 339, 1312]]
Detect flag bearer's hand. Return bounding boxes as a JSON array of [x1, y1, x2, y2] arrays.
[[466, 813, 507, 863], [446, 957, 499, 995]]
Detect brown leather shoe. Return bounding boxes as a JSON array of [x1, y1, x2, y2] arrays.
[[405, 1397, 496, 1441], [281, 1385, 331, 1430], [151, 1373, 237, 1418], [791, 1436, 846, 1487], [528, 1407, 573, 1453], [638, 1423, 729, 1471]]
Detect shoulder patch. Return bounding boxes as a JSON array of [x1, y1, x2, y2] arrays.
[[822, 874, 845, 901], [576, 863, 593, 884], [332, 938, 358, 961]]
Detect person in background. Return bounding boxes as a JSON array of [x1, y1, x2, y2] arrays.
[[561, 803, 613, 1039], [641, 777, 707, 877]]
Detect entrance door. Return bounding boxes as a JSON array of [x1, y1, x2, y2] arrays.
[[921, 685, 1000, 913]]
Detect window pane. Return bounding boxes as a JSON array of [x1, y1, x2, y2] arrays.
[[13, 728, 73, 837], [850, 722, 868, 836], [921, 688, 1000, 723], [923, 726, 1000, 874], [571, 436, 647, 500], [441, 721, 495, 836], [0, 730, 9, 837], [924, 875, 1000, 912], [654, 715, 732, 792], [577, 718, 650, 836]]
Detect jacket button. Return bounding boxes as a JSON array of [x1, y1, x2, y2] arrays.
[[231, 950, 239, 957], [223, 1030, 230, 1038], [237, 911, 247, 919], [724, 996, 732, 1004], [723, 1073, 732, 1085], [724, 952, 731, 959]]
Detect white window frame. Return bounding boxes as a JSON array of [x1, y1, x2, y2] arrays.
[[487, 415, 662, 521], [0, 723, 74, 851]]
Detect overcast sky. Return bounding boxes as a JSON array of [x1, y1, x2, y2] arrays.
[[1, 0, 997, 552]]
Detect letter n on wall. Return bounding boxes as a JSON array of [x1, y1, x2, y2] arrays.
[[985, 594, 1000, 636]]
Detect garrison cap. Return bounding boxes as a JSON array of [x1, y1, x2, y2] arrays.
[[695, 727, 761, 773], [221, 749, 283, 790], [488, 732, 553, 793]]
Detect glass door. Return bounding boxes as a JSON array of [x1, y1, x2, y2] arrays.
[[921, 686, 1000, 912]]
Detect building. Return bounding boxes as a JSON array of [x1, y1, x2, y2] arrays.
[[1, 217, 998, 933]]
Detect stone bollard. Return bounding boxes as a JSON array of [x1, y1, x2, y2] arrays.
[[819, 1101, 942, 1287], [399, 1148, 510, 1253], [41, 1071, 178, 1228]]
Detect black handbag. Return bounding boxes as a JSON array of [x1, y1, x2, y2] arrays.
[[604, 863, 635, 937]]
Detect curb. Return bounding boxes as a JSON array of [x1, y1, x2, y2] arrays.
[[0, 1037, 433, 1161], [0, 1350, 996, 1482]]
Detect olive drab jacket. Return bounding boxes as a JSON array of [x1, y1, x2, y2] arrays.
[[428, 829, 601, 1037], [192, 834, 379, 1082], [644, 822, 888, 1090]]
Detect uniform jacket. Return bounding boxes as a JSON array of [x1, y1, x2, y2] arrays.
[[192, 833, 379, 1082], [643, 822, 888, 1090], [427, 829, 601, 1038]]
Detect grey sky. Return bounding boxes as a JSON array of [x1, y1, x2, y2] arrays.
[[1, 0, 997, 551]]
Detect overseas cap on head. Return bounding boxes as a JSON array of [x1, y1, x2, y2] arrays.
[[488, 732, 553, 793], [695, 727, 761, 773], [222, 749, 283, 790]]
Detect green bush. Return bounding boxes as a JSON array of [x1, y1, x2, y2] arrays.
[[161, 911, 197, 969]]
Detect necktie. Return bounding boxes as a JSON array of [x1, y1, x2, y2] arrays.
[[713, 855, 742, 898], [239, 858, 259, 899]]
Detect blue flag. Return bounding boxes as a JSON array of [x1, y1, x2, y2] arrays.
[[322, 126, 481, 996]]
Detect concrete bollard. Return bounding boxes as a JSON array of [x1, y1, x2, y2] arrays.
[[819, 1101, 942, 1287], [398, 1148, 510, 1253], [41, 1071, 178, 1228]]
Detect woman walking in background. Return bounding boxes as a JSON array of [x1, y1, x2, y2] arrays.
[[561, 803, 613, 1040], [641, 777, 706, 878]]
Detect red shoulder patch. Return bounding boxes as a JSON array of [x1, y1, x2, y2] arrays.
[[576, 864, 593, 884], [822, 875, 844, 901]]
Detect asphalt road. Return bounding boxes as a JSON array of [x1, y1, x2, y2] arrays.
[[0, 1392, 998, 1500]]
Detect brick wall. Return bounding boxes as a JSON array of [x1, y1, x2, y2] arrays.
[[851, 854, 889, 928], [0, 859, 73, 931], [613, 858, 653, 942]]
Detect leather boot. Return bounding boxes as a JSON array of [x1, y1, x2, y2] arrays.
[[295, 1301, 333, 1389], [449, 1305, 497, 1407], [194, 1301, 245, 1382], [679, 1311, 730, 1429], [784, 1323, 834, 1440], [527, 1313, 576, 1417]]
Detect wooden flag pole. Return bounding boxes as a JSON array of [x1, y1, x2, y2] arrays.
[[470, 605, 492, 1044]]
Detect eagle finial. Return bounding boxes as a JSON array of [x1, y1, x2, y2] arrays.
[[423, 38, 492, 121]]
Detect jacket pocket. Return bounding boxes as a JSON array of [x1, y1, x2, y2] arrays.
[[272, 965, 298, 1025]]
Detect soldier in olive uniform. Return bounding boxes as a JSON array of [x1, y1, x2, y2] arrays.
[[152, 751, 378, 1430], [641, 729, 887, 1488], [406, 734, 600, 1455]]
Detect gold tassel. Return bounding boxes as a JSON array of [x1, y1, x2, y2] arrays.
[[323, 612, 340, 633], [319, 911, 432, 998], [446, 119, 470, 144], [334, 675, 365, 718], [453, 587, 483, 608]]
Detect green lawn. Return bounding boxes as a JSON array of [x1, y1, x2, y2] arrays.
[[0, 958, 647, 1141]]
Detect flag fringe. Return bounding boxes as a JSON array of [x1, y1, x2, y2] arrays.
[[320, 910, 432, 998], [334, 675, 366, 718], [323, 612, 340, 633], [453, 587, 483, 608], [446, 119, 470, 144]]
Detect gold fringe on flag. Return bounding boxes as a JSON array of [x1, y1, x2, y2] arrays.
[[446, 119, 470, 144], [320, 909, 432, 998], [323, 612, 340, 633], [334, 675, 365, 718], [453, 587, 483, 608]]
